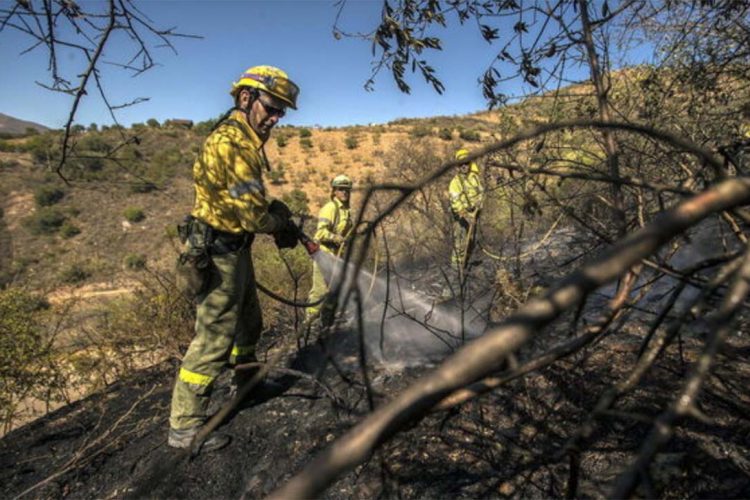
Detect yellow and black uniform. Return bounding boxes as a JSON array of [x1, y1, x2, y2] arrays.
[[170, 110, 286, 431], [448, 150, 484, 269], [306, 197, 352, 323]]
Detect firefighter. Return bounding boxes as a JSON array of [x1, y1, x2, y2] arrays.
[[448, 148, 484, 271], [306, 174, 354, 328], [169, 66, 300, 452]]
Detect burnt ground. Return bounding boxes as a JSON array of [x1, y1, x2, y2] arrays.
[[2, 314, 750, 499]]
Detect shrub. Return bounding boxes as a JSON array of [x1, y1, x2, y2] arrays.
[[60, 222, 81, 239], [344, 135, 359, 150], [59, 263, 90, 284], [34, 186, 65, 207], [298, 128, 312, 138], [269, 164, 286, 185], [123, 207, 145, 223], [27, 134, 60, 163], [129, 181, 157, 194], [124, 253, 147, 270], [79, 133, 110, 153], [282, 188, 311, 216], [459, 129, 481, 142], [0, 288, 60, 431], [147, 118, 160, 128], [78, 156, 105, 172], [23, 208, 66, 235], [300, 137, 313, 149], [439, 128, 453, 141], [276, 135, 288, 148], [410, 126, 432, 138]]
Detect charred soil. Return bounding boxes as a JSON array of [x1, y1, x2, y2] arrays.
[[2, 315, 750, 499]]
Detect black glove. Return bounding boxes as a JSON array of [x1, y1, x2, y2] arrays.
[[268, 199, 293, 220], [273, 219, 299, 250]]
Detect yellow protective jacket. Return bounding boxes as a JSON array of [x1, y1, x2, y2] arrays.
[[191, 110, 285, 235], [314, 197, 352, 254], [449, 164, 484, 215]]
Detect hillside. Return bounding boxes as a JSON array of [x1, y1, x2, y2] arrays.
[[0, 113, 50, 137], [1, 65, 750, 498]]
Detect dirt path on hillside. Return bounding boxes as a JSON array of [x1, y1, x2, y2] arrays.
[[4, 191, 34, 231], [47, 280, 140, 305]]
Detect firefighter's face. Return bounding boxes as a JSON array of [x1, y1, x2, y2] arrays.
[[334, 187, 350, 203], [242, 89, 285, 140]]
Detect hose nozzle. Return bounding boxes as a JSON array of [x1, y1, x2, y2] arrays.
[[297, 230, 319, 255]]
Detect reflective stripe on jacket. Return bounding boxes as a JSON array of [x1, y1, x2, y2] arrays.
[[314, 198, 352, 254], [191, 110, 285, 235], [449, 165, 484, 214]]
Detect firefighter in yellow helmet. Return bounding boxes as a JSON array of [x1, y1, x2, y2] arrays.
[[169, 65, 300, 452], [306, 174, 354, 327], [448, 148, 484, 271]]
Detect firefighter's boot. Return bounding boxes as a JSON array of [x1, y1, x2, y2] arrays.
[[167, 426, 230, 453]]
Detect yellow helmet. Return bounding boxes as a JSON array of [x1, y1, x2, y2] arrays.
[[331, 174, 353, 189], [455, 148, 480, 175], [230, 65, 299, 109]]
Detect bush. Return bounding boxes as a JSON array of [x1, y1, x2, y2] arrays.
[[124, 253, 147, 270], [410, 126, 432, 138], [0, 288, 60, 431], [459, 129, 481, 142], [27, 134, 60, 164], [34, 186, 65, 207], [344, 135, 359, 150], [123, 207, 145, 223], [298, 128, 312, 138], [439, 128, 453, 141], [60, 222, 81, 238], [147, 118, 160, 128], [276, 135, 288, 148], [23, 208, 66, 235], [59, 263, 90, 284], [129, 182, 157, 194], [281, 188, 311, 216], [300, 138, 313, 149], [80, 133, 110, 153], [269, 164, 286, 185]]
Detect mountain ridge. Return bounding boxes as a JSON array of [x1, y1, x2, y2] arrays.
[[0, 112, 50, 136]]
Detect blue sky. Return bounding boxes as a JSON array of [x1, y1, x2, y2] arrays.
[[0, 0, 653, 129]]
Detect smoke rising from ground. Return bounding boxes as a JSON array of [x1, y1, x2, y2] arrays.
[[313, 251, 487, 367]]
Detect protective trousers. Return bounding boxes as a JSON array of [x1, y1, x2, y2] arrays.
[[451, 214, 476, 269], [306, 256, 336, 326], [170, 245, 261, 430]]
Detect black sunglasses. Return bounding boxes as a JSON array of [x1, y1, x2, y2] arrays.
[[259, 97, 286, 118]]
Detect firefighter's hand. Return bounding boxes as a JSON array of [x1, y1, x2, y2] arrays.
[[329, 234, 345, 245], [273, 220, 299, 250], [268, 199, 293, 221]]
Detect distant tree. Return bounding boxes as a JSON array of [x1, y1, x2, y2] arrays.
[[23, 127, 39, 136], [299, 128, 312, 138], [146, 118, 160, 128], [88, 123, 98, 132], [71, 124, 85, 134]]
